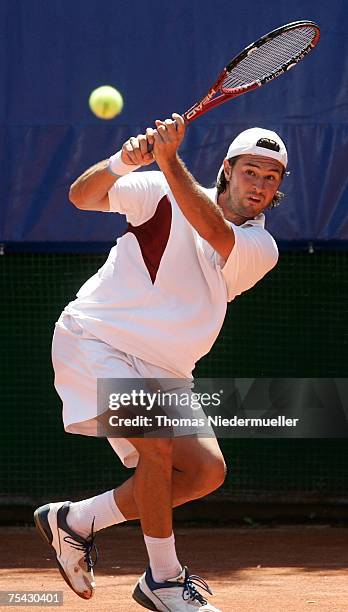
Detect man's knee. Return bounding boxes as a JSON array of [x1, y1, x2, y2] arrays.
[[201, 454, 226, 494], [189, 453, 227, 497]]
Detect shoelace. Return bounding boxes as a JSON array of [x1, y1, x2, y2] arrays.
[[63, 517, 98, 572], [182, 573, 213, 605]]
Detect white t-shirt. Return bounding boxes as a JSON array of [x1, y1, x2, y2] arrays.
[[65, 171, 278, 377]]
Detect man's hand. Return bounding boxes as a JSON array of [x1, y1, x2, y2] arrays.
[[146, 113, 185, 171], [121, 134, 154, 166]]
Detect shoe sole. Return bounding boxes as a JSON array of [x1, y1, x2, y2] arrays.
[[34, 504, 93, 600]]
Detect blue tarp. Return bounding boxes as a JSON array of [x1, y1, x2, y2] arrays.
[[1, 0, 348, 245]]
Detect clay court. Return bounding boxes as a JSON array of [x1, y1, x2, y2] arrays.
[[1, 524, 348, 611]]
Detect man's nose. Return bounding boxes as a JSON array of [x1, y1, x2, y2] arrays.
[[253, 176, 266, 191]]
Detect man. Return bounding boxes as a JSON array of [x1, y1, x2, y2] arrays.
[[34, 114, 287, 611]]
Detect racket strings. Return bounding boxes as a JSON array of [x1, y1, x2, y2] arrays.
[[223, 27, 316, 91]]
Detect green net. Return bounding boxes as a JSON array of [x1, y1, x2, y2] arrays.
[[1, 250, 348, 504]]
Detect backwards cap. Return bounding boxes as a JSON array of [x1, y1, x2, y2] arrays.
[[227, 127, 287, 166]]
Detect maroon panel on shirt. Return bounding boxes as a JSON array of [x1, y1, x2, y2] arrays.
[[124, 195, 172, 283]]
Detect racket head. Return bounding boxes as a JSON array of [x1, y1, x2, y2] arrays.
[[183, 20, 320, 123], [221, 20, 320, 94]]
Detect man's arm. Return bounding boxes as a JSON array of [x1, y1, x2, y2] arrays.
[[69, 135, 154, 211], [69, 159, 115, 211], [149, 113, 234, 260]]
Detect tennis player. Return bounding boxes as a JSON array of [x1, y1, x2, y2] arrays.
[[34, 114, 287, 611]]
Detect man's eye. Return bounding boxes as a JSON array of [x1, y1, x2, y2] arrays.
[[266, 175, 276, 181], [245, 169, 255, 176]]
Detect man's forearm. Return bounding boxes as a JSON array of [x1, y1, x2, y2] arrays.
[[69, 160, 117, 210], [159, 155, 234, 256]]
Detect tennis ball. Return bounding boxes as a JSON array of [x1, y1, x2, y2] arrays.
[[89, 85, 124, 119]]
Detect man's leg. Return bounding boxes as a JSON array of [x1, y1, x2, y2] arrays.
[[129, 436, 224, 612], [130, 438, 173, 536], [34, 436, 225, 605], [114, 436, 226, 519], [124, 437, 182, 586], [66, 436, 225, 569], [66, 436, 226, 530]]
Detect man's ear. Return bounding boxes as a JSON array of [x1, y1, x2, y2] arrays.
[[223, 159, 232, 181]]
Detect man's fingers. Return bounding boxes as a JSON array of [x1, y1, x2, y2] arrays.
[[137, 134, 154, 164], [155, 115, 184, 140], [156, 123, 169, 142], [123, 139, 138, 164], [153, 129, 163, 142], [164, 118, 178, 136], [146, 127, 155, 146], [138, 134, 148, 156], [122, 149, 136, 165], [146, 113, 185, 165], [172, 112, 184, 124], [172, 113, 185, 135], [122, 135, 154, 165], [129, 136, 140, 150], [145, 128, 155, 154], [124, 139, 134, 153]]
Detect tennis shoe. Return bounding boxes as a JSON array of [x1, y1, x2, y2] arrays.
[[132, 565, 221, 611], [34, 501, 97, 600]]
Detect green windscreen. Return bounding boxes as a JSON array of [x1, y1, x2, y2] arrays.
[[1, 251, 347, 504]]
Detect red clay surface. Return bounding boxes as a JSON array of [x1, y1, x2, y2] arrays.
[[1, 525, 348, 611]]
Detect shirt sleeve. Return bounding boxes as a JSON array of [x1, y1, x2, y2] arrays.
[[221, 223, 279, 302], [108, 171, 168, 226]]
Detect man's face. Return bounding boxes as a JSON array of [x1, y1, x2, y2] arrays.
[[223, 154, 284, 221]]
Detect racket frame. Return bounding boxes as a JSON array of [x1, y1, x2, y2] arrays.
[[183, 20, 320, 124]]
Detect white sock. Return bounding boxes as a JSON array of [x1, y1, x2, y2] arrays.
[[143, 532, 182, 583], [66, 489, 126, 538]]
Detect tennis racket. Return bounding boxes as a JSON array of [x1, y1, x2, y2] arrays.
[[182, 20, 320, 124]]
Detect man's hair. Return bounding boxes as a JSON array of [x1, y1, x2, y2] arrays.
[[216, 156, 286, 209]]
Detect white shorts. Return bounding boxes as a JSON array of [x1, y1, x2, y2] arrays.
[[52, 313, 214, 468]]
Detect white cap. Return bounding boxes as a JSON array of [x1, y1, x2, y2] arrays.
[[225, 127, 288, 167]]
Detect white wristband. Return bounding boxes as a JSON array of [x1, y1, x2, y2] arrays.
[[107, 150, 140, 177]]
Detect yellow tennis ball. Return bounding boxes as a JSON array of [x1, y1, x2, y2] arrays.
[[89, 85, 124, 119]]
